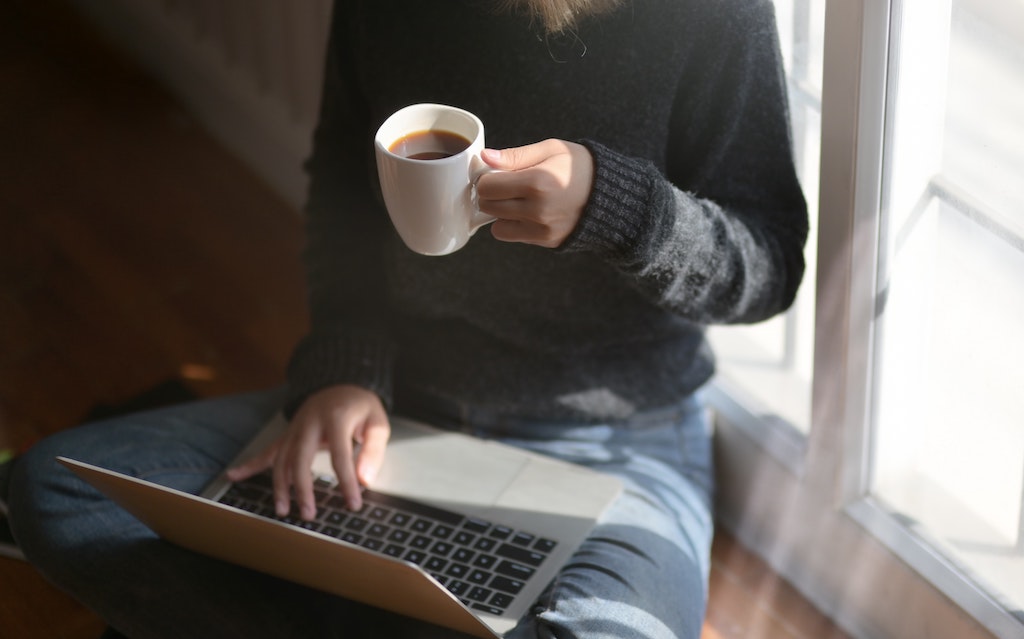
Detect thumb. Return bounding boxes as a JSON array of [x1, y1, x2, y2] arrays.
[[481, 141, 553, 171]]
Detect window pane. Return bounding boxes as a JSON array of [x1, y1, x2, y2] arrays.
[[872, 0, 1024, 622], [707, 0, 825, 434], [943, 1, 1024, 223]]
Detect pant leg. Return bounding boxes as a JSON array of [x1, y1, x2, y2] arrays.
[[5, 388, 373, 639], [496, 396, 715, 639]]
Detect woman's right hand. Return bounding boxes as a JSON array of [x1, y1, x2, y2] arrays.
[[226, 384, 391, 520]]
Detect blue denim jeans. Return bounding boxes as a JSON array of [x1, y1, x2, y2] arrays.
[[7, 388, 714, 639]]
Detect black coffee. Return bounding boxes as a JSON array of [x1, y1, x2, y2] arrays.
[[389, 129, 471, 160]]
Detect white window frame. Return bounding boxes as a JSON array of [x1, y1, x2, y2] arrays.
[[711, 1, 1021, 637]]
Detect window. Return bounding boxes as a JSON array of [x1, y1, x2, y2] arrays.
[[710, 1, 1024, 637], [865, 0, 1024, 629]]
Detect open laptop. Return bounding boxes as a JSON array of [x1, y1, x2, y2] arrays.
[[59, 413, 622, 638]]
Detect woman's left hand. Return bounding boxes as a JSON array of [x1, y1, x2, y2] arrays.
[[477, 139, 594, 248]]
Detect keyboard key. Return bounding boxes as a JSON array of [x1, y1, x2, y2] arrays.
[[345, 517, 369, 532], [453, 530, 476, 546], [445, 563, 469, 579], [341, 532, 363, 544], [361, 538, 384, 551], [431, 541, 454, 557], [324, 511, 347, 526], [489, 575, 525, 595], [467, 586, 492, 603], [410, 535, 432, 550], [495, 543, 545, 567], [489, 525, 513, 540], [534, 538, 557, 553], [446, 579, 470, 596], [411, 518, 433, 533], [495, 560, 535, 580], [490, 592, 514, 609], [452, 548, 475, 563], [321, 525, 342, 538], [473, 554, 498, 569], [367, 506, 390, 521], [425, 556, 448, 572], [474, 537, 498, 552], [463, 518, 490, 533], [388, 529, 411, 544], [367, 523, 390, 538], [431, 525, 454, 539], [472, 603, 506, 615], [511, 532, 534, 546], [389, 512, 412, 527], [383, 544, 404, 557], [326, 495, 347, 510], [404, 550, 427, 565], [467, 569, 492, 585]]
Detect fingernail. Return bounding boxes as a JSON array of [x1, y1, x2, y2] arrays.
[[348, 496, 362, 512], [482, 148, 501, 162], [276, 499, 289, 517]]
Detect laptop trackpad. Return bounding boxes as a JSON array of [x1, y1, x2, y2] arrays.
[[331, 417, 620, 540]]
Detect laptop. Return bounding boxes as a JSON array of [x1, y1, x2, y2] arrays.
[[59, 412, 623, 638]]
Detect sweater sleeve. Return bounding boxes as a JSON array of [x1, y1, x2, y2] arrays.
[[284, 6, 397, 417], [562, 0, 809, 326]]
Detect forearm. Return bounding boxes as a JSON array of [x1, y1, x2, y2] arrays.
[[564, 139, 807, 326]]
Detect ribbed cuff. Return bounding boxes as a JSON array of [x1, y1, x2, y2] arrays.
[[284, 331, 397, 418], [561, 139, 658, 261]]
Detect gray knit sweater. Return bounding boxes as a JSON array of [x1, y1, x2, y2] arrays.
[[285, 0, 809, 421]]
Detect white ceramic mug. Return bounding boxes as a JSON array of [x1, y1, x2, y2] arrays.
[[374, 103, 496, 256]]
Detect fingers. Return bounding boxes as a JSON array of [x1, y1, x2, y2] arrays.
[[490, 218, 570, 248], [328, 422, 360, 511], [476, 139, 593, 248], [225, 386, 389, 521], [225, 434, 297, 518], [283, 419, 323, 520]]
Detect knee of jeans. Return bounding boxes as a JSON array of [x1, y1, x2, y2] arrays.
[[512, 523, 708, 639], [7, 436, 106, 562]]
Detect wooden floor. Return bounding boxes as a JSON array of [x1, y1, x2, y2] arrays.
[[0, 1, 850, 637]]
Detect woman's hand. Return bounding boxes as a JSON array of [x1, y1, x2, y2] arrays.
[[477, 139, 594, 248], [226, 384, 390, 519]]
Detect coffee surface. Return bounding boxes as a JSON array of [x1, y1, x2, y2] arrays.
[[389, 129, 471, 160]]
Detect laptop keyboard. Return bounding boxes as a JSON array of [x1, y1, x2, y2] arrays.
[[217, 472, 559, 616]]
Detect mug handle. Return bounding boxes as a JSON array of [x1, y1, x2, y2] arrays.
[[469, 155, 500, 232]]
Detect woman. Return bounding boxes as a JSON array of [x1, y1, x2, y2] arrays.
[[7, 1, 807, 637]]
